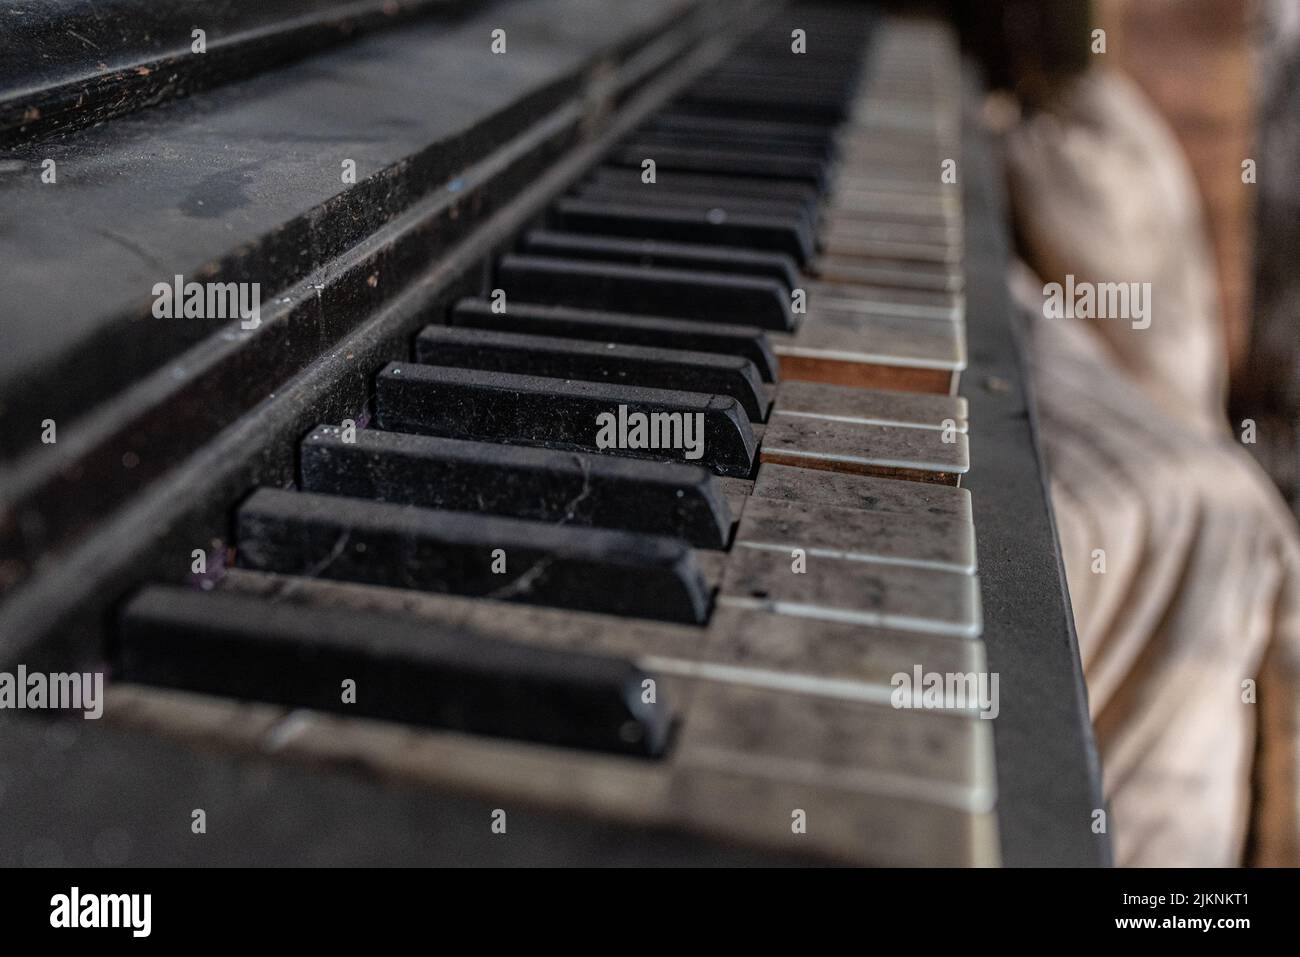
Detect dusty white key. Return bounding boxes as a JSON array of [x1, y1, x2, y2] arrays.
[[817, 236, 963, 266], [700, 604, 987, 695], [817, 254, 964, 294], [829, 187, 960, 220], [805, 279, 965, 323], [674, 681, 996, 803], [824, 217, 963, 251], [760, 414, 969, 485], [735, 496, 976, 574], [773, 380, 967, 431], [832, 170, 955, 191], [752, 462, 973, 523], [720, 545, 982, 638], [669, 766, 999, 865], [772, 306, 965, 394]]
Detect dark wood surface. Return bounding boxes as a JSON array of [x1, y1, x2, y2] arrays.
[[0, 0, 719, 598], [0, 0, 466, 146]]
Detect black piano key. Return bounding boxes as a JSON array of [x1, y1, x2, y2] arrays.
[[414, 325, 768, 422], [621, 131, 833, 163], [552, 197, 815, 264], [521, 230, 800, 288], [670, 89, 849, 126], [117, 585, 672, 756], [235, 487, 712, 624], [607, 146, 828, 189], [705, 65, 860, 85], [374, 362, 758, 477], [645, 112, 836, 150], [300, 426, 732, 548], [685, 77, 857, 106], [449, 298, 779, 382], [495, 254, 794, 331], [568, 186, 816, 233], [587, 166, 821, 205]]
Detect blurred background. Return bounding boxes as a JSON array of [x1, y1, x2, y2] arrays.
[[939, 0, 1300, 867], [962, 0, 1299, 508]]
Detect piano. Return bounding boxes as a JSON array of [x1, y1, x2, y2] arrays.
[[0, 0, 1106, 866]]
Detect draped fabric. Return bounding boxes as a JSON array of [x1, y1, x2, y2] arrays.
[[1003, 69, 1300, 866]]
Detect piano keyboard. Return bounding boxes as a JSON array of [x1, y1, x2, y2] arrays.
[[90, 9, 998, 866]]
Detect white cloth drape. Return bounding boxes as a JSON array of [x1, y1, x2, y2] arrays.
[[1004, 69, 1300, 866]]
